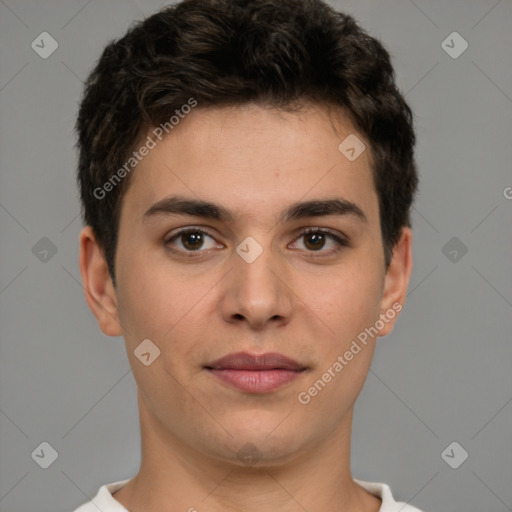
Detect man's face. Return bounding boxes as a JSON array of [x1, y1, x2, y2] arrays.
[[86, 104, 410, 465]]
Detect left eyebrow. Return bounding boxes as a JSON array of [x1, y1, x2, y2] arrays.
[[281, 198, 367, 224], [142, 195, 367, 224]]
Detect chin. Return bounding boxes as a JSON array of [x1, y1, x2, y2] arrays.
[[204, 420, 310, 469]]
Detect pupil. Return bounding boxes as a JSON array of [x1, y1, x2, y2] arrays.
[[183, 232, 203, 250], [305, 233, 325, 250]]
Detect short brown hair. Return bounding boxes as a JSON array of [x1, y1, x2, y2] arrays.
[[76, 0, 418, 286]]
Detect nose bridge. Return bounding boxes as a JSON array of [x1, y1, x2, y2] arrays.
[[221, 236, 293, 327]]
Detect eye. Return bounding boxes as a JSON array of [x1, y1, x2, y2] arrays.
[[164, 227, 348, 257], [165, 228, 221, 253], [290, 228, 348, 255]]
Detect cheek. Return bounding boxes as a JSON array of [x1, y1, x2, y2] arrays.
[[296, 267, 382, 421], [115, 253, 216, 383], [304, 260, 383, 346], [115, 261, 208, 414], [116, 247, 194, 337]]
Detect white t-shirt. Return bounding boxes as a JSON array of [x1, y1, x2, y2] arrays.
[[73, 478, 424, 511]]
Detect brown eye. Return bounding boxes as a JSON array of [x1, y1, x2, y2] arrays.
[[166, 229, 220, 253], [303, 232, 326, 251], [181, 231, 205, 250], [290, 228, 349, 256]]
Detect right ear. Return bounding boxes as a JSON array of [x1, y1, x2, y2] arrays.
[[78, 226, 123, 337]]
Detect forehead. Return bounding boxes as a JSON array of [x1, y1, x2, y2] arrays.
[[119, 103, 378, 225]]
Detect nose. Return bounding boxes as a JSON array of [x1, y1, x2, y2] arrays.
[[219, 242, 294, 331]]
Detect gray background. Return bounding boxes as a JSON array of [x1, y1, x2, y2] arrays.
[[0, 0, 511, 510]]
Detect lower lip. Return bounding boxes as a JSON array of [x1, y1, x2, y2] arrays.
[[208, 369, 304, 393]]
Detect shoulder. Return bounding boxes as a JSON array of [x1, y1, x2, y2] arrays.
[[72, 479, 132, 512], [354, 479, 426, 512]]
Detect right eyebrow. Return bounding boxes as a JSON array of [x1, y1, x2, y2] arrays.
[[143, 195, 234, 222]]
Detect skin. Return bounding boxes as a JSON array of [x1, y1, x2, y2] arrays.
[[79, 103, 413, 512]]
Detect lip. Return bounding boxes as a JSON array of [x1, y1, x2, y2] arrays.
[[205, 352, 307, 393]]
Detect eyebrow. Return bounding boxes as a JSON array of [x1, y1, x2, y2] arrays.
[[143, 195, 367, 224]]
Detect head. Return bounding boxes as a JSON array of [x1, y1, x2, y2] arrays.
[[77, 0, 417, 467]]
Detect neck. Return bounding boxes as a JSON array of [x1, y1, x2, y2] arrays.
[[113, 392, 381, 512]]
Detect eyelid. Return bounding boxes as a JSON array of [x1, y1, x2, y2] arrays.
[[164, 225, 218, 242], [299, 227, 348, 241]]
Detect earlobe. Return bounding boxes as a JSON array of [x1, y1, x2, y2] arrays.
[[378, 227, 413, 337], [78, 226, 123, 337]]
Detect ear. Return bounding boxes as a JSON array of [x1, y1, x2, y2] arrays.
[[78, 226, 123, 337], [378, 227, 413, 337]]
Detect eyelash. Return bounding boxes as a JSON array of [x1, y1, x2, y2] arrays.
[[164, 227, 349, 257]]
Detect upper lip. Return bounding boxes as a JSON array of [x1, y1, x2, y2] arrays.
[[205, 352, 305, 371]]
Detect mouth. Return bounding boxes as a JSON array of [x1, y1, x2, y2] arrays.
[[204, 352, 307, 393]]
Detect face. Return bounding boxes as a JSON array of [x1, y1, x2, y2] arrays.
[[80, 103, 412, 467]]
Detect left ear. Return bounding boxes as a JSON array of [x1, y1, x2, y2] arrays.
[[378, 227, 413, 336]]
